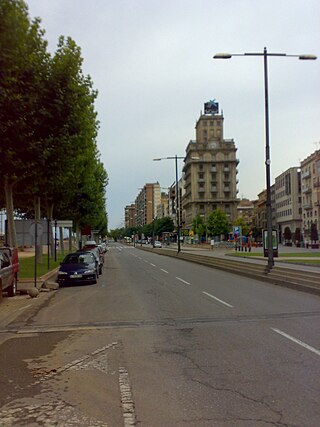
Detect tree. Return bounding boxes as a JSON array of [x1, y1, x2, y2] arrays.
[[233, 216, 249, 236], [0, 0, 49, 246], [206, 209, 230, 238], [294, 227, 303, 244], [0, 5, 108, 247], [310, 222, 318, 243], [283, 226, 292, 243], [192, 214, 206, 242], [154, 217, 174, 236]]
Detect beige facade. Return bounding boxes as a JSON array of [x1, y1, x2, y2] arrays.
[[182, 112, 239, 229], [300, 150, 320, 240], [156, 192, 169, 219], [135, 182, 161, 227], [124, 204, 136, 228], [274, 167, 301, 242]]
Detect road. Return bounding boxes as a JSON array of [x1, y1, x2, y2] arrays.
[[0, 242, 319, 426]]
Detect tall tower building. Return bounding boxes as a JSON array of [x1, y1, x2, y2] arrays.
[[183, 100, 239, 229]]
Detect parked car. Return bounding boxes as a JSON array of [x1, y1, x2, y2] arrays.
[[81, 242, 104, 275], [0, 247, 19, 297], [57, 252, 98, 286], [154, 241, 162, 248]]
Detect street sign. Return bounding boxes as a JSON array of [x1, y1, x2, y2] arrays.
[[55, 220, 73, 228], [233, 226, 242, 235], [29, 222, 44, 237]]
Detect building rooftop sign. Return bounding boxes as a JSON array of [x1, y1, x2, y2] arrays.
[[204, 99, 219, 115]]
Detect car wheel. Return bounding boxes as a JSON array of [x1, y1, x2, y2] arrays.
[[7, 276, 17, 297]]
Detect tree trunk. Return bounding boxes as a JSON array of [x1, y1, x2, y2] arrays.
[[59, 227, 64, 256], [4, 176, 17, 248]]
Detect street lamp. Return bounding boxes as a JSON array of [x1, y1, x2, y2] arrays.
[[153, 155, 184, 253], [214, 48, 317, 271]]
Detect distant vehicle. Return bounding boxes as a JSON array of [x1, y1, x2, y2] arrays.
[[81, 242, 105, 274], [57, 252, 98, 286], [154, 241, 162, 248], [84, 240, 97, 247], [0, 247, 19, 297]]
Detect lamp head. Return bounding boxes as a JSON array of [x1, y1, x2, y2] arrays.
[[213, 53, 232, 59]]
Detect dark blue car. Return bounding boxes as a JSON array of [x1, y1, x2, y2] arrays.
[[57, 252, 98, 286]]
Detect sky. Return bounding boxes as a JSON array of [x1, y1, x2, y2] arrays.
[[26, 0, 320, 230]]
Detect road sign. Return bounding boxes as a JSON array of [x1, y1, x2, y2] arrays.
[[55, 220, 73, 228], [233, 226, 242, 235], [29, 222, 44, 237]]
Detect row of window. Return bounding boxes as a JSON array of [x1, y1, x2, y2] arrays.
[[201, 120, 221, 127]]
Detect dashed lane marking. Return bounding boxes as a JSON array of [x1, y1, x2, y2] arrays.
[[176, 277, 191, 285], [202, 291, 234, 308]]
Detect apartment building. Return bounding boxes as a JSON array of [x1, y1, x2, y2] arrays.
[[183, 101, 239, 229], [274, 167, 301, 242], [300, 150, 320, 240], [135, 182, 161, 227], [124, 204, 136, 228], [156, 192, 169, 219]]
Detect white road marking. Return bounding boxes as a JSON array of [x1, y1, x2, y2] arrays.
[[271, 328, 320, 357], [160, 269, 169, 274], [150, 263, 156, 267], [119, 367, 136, 426], [19, 304, 32, 311], [176, 277, 191, 285], [202, 291, 234, 308]]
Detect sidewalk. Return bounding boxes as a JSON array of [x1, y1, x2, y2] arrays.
[[159, 243, 320, 272]]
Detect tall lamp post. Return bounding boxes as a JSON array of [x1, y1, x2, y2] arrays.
[[214, 48, 317, 271], [153, 155, 184, 253]]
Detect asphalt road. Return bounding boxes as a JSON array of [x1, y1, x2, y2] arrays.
[[0, 242, 319, 426]]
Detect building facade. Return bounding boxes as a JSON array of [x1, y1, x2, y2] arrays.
[[135, 182, 161, 227], [274, 167, 301, 243], [300, 150, 320, 241], [124, 204, 136, 229], [183, 102, 239, 229]]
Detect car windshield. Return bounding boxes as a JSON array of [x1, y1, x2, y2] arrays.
[[63, 254, 93, 264]]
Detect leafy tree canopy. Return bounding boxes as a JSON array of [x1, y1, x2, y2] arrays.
[[206, 209, 230, 237]]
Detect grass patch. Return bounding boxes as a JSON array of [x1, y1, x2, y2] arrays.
[[231, 252, 320, 258], [278, 259, 320, 265], [19, 253, 67, 279]]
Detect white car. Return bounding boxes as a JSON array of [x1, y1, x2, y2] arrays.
[[154, 241, 162, 248]]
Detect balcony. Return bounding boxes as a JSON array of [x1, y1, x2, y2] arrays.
[[302, 186, 312, 193], [301, 170, 311, 179], [303, 202, 313, 209], [211, 187, 217, 192], [224, 187, 230, 192]]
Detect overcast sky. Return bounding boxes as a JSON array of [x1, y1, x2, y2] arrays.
[[26, 0, 320, 230]]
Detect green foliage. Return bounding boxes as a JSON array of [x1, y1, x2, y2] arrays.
[[192, 214, 206, 238], [206, 209, 230, 237], [0, 1, 108, 238], [294, 227, 303, 242], [310, 222, 318, 243], [283, 226, 292, 241], [233, 217, 249, 236]]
